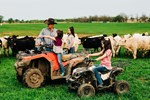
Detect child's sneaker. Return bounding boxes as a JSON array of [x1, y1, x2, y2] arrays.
[[97, 84, 103, 88], [60, 72, 65, 76]]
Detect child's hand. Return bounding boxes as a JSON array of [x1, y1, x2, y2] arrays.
[[94, 59, 98, 61], [86, 55, 90, 58], [66, 46, 70, 49]]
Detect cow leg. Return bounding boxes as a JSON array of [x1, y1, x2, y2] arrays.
[[12, 48, 18, 57], [133, 49, 137, 59], [112, 50, 116, 57], [12, 50, 16, 57], [125, 49, 130, 56], [13, 51, 18, 57], [83, 48, 89, 54], [0, 47, 2, 56], [111, 46, 115, 57], [116, 46, 121, 56], [142, 50, 148, 57], [6, 48, 9, 56], [126, 47, 135, 59], [3, 48, 6, 56]]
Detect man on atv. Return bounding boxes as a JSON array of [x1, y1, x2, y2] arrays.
[[87, 38, 112, 88], [36, 18, 57, 52]]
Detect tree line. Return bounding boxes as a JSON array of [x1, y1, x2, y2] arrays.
[[0, 14, 150, 24]]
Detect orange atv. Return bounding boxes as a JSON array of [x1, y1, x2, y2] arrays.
[[15, 47, 87, 88]]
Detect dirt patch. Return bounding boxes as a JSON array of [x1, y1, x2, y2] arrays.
[[77, 34, 93, 38]]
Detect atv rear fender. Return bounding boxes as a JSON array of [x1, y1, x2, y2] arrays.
[[109, 67, 124, 78]]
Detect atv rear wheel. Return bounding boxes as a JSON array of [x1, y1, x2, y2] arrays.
[[77, 83, 95, 97], [23, 68, 44, 88], [113, 80, 129, 94]]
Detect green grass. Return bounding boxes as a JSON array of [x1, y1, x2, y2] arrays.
[[0, 23, 150, 100], [0, 49, 150, 100], [1, 23, 150, 36]]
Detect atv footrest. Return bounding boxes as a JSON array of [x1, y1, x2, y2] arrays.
[[51, 75, 68, 80]]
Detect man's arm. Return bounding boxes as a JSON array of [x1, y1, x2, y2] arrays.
[[36, 29, 44, 46], [41, 35, 56, 41]]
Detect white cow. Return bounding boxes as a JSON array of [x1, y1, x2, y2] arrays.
[[119, 35, 150, 59], [74, 34, 81, 52], [105, 35, 122, 57], [0, 36, 10, 56], [123, 34, 131, 40]]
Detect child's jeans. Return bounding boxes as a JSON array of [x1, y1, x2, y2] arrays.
[[56, 53, 65, 74]]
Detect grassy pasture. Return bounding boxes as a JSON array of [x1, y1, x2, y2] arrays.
[[0, 54, 150, 100], [1, 23, 150, 36], [0, 23, 150, 100]]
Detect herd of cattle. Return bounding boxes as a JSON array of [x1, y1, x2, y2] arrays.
[[0, 32, 150, 59], [0, 35, 35, 57]]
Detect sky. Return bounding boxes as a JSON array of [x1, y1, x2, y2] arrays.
[[0, 0, 150, 20]]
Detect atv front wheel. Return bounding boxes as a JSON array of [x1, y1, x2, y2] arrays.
[[23, 68, 44, 88], [113, 80, 129, 94], [77, 83, 95, 97]]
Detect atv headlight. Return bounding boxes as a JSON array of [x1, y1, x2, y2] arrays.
[[17, 60, 30, 67], [17, 61, 25, 67], [74, 73, 81, 79]]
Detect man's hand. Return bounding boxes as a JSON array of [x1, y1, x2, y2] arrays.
[[36, 42, 41, 46]]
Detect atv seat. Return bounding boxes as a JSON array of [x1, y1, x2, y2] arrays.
[[100, 70, 111, 74], [100, 67, 117, 74], [62, 53, 81, 61], [62, 54, 72, 61]]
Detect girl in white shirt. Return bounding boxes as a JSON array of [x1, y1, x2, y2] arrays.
[[67, 26, 75, 53]]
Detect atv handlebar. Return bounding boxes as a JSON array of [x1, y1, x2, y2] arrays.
[[83, 57, 97, 67], [84, 57, 97, 63]]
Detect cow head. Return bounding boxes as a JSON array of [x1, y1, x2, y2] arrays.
[[5, 35, 19, 49]]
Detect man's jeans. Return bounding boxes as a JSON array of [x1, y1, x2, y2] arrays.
[[68, 47, 75, 53], [45, 47, 53, 52], [92, 65, 109, 85], [56, 53, 65, 74]]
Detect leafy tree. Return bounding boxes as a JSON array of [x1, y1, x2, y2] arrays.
[[140, 14, 148, 22], [148, 18, 150, 22], [99, 16, 112, 22], [135, 14, 139, 22], [0, 15, 4, 23], [14, 19, 20, 23], [130, 17, 134, 22], [8, 18, 14, 23], [20, 19, 24, 23], [119, 13, 128, 22], [112, 15, 124, 22]]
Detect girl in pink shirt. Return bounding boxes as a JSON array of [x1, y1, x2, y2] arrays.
[[87, 38, 112, 87]]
